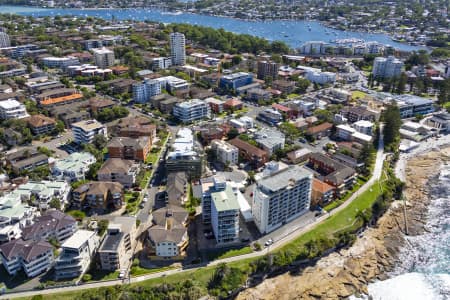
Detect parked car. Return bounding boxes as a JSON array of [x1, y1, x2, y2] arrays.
[[264, 239, 273, 247]]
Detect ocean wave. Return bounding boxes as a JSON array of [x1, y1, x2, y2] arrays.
[[353, 164, 450, 300]]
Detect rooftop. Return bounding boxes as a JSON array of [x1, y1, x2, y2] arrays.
[[61, 229, 96, 249], [211, 185, 240, 212], [71, 119, 105, 131], [258, 165, 312, 193]]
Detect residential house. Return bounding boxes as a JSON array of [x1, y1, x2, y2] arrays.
[[272, 103, 296, 119], [146, 205, 189, 259], [205, 97, 224, 114], [0, 99, 28, 120], [256, 108, 283, 126], [199, 125, 227, 144], [97, 159, 140, 189], [89, 97, 115, 114], [272, 80, 296, 94], [223, 98, 243, 111], [340, 106, 378, 123]]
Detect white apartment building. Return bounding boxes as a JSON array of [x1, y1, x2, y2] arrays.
[[211, 140, 239, 165], [71, 119, 107, 144], [51, 152, 97, 182], [300, 41, 328, 55], [352, 120, 374, 136], [0, 32, 11, 48], [93, 47, 115, 69], [211, 184, 240, 244], [372, 56, 404, 79], [54, 230, 99, 280], [0, 239, 54, 278], [252, 165, 312, 234], [173, 99, 210, 123], [170, 32, 186, 66], [0, 99, 29, 120], [14, 180, 71, 210], [41, 56, 80, 69], [154, 76, 189, 92], [336, 124, 373, 144], [132, 78, 162, 103], [152, 57, 172, 70]]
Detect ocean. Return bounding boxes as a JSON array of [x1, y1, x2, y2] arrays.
[[353, 163, 450, 300]]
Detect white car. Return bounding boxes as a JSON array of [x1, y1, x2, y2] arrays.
[[142, 197, 148, 203], [264, 239, 273, 247]]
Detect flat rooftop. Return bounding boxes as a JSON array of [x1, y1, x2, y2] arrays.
[[62, 229, 96, 249]]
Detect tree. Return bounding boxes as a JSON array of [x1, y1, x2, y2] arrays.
[[97, 220, 109, 236], [227, 127, 239, 140], [295, 78, 310, 94], [279, 122, 300, 140], [92, 134, 107, 150], [395, 72, 407, 94], [54, 120, 65, 134], [382, 102, 402, 150], [49, 197, 61, 210]]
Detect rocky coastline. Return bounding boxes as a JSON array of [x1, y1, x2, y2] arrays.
[[238, 147, 450, 300]]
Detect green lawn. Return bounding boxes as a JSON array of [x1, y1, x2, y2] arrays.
[[124, 192, 139, 215], [139, 170, 152, 189], [352, 90, 367, 100], [206, 246, 253, 261], [130, 266, 175, 277], [145, 152, 159, 165], [280, 180, 385, 253], [84, 270, 119, 282]]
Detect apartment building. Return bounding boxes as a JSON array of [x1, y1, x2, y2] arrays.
[[107, 136, 151, 162], [252, 165, 312, 234], [98, 216, 135, 271], [0, 99, 29, 120], [372, 56, 403, 79], [308, 153, 357, 196], [26, 114, 56, 135], [21, 210, 77, 243], [54, 230, 99, 280], [173, 99, 210, 123], [117, 116, 157, 139], [0, 192, 35, 230], [166, 128, 203, 180], [254, 128, 285, 156], [72, 181, 123, 211], [166, 172, 188, 205], [41, 56, 80, 69], [93, 47, 115, 69], [146, 205, 189, 259], [219, 72, 253, 90], [71, 119, 108, 144], [51, 152, 96, 182], [170, 32, 186, 66], [210, 139, 239, 166], [14, 180, 70, 210], [311, 178, 335, 207], [229, 138, 269, 168], [257, 60, 279, 81], [152, 57, 172, 70], [6, 148, 49, 174], [211, 184, 240, 244], [0, 31, 10, 48], [0, 239, 54, 277], [97, 159, 140, 188], [132, 79, 162, 103]]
